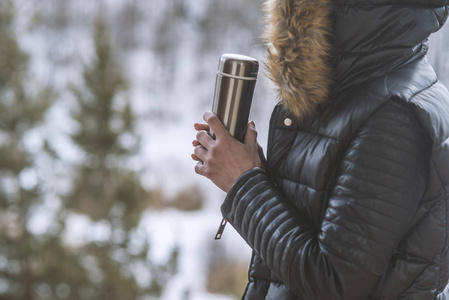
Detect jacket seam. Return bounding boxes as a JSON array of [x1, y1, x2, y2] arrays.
[[321, 227, 387, 264], [277, 177, 327, 193], [408, 79, 438, 103], [319, 238, 382, 275], [345, 143, 424, 170], [368, 112, 421, 127], [341, 157, 426, 185], [363, 122, 426, 146], [322, 215, 398, 248], [431, 145, 447, 186], [335, 172, 413, 197], [349, 131, 425, 159], [439, 193, 448, 292], [325, 202, 407, 235], [274, 126, 341, 142], [286, 241, 308, 289], [400, 79, 447, 145], [382, 255, 440, 299], [331, 192, 410, 214], [430, 157, 448, 291]]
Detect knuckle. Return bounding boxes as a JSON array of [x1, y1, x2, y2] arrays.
[[253, 128, 258, 137], [196, 130, 210, 142], [197, 133, 206, 145], [193, 146, 200, 156], [207, 144, 219, 156], [203, 111, 216, 123], [195, 131, 203, 141], [194, 145, 207, 157], [217, 134, 229, 144], [249, 126, 257, 135], [203, 168, 213, 178], [195, 163, 204, 175]]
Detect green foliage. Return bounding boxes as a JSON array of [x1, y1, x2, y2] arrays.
[[0, 2, 52, 138], [0, 2, 25, 89], [68, 16, 141, 219], [66, 15, 177, 298], [0, 4, 177, 299], [0, 1, 58, 299]]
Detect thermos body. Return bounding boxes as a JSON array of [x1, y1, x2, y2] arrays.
[[212, 54, 259, 142]]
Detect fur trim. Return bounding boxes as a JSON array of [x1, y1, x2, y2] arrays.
[[263, 0, 334, 119]]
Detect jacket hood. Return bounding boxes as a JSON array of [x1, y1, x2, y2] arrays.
[[264, 0, 449, 119]]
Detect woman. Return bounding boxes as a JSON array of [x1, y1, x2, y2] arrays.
[[192, 0, 449, 299]]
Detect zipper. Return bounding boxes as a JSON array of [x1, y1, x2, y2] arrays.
[[214, 218, 228, 240]]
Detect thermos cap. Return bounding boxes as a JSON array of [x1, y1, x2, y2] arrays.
[[217, 53, 259, 80]]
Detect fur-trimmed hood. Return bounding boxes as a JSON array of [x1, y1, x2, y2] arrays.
[[264, 0, 449, 119]]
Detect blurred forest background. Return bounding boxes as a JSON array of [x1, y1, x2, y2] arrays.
[[0, 0, 448, 300]]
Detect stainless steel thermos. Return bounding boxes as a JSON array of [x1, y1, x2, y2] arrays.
[[211, 53, 259, 142]]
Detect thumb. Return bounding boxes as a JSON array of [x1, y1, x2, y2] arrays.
[[244, 121, 258, 146]]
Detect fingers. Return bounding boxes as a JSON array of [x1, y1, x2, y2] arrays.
[[193, 144, 209, 177], [193, 120, 214, 149], [193, 145, 207, 163], [257, 142, 267, 170], [192, 120, 212, 166], [194, 123, 209, 132], [191, 153, 201, 162], [203, 111, 230, 140], [192, 148, 208, 178], [194, 161, 207, 176], [244, 121, 258, 146], [196, 130, 213, 149], [257, 142, 265, 159]]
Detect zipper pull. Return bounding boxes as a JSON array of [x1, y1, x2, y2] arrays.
[[214, 218, 228, 240]]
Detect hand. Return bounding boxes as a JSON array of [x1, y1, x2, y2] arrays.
[[191, 111, 265, 192]]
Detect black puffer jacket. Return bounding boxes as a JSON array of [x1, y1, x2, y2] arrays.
[[221, 1, 449, 299]]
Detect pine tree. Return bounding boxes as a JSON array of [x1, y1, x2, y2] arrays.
[[0, 2, 81, 299], [67, 15, 177, 299]]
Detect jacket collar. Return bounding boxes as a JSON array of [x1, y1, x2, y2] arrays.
[[264, 0, 333, 119]]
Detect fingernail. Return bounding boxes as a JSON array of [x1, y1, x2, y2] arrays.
[[250, 121, 255, 128]]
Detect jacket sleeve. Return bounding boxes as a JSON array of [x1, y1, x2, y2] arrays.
[[221, 100, 431, 300]]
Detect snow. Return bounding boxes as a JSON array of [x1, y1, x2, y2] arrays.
[[141, 208, 251, 300], [63, 213, 92, 247]]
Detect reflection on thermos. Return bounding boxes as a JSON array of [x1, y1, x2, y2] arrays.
[[211, 53, 259, 142]]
